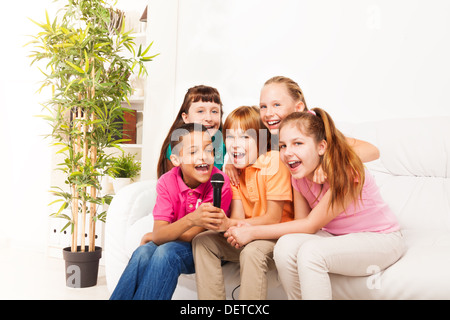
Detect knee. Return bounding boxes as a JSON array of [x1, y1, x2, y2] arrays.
[[131, 242, 156, 263], [192, 231, 219, 253], [148, 244, 181, 271], [273, 235, 292, 265], [273, 235, 301, 268], [297, 240, 327, 271]]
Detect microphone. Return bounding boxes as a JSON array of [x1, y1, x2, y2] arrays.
[[211, 173, 225, 208]]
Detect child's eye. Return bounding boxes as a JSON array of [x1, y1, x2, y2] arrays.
[[260, 105, 267, 109], [279, 144, 286, 149], [274, 103, 281, 107]]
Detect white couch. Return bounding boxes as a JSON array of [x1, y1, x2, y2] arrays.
[[105, 116, 450, 299]]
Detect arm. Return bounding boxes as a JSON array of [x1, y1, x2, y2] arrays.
[[228, 189, 347, 247], [293, 187, 311, 220], [346, 137, 380, 163], [218, 199, 285, 231], [152, 202, 226, 245], [224, 163, 241, 187], [312, 137, 379, 184]]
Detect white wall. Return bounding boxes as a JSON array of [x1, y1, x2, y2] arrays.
[[142, 0, 450, 180], [0, 0, 58, 251]]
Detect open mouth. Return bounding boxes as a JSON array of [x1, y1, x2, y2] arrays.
[[232, 152, 246, 160], [204, 125, 217, 130], [195, 163, 210, 172], [287, 160, 301, 169], [267, 119, 281, 127]]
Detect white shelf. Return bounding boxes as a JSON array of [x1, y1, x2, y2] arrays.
[[118, 144, 143, 149]]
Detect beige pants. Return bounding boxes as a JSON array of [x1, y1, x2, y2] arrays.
[[273, 230, 405, 299], [192, 230, 276, 300]]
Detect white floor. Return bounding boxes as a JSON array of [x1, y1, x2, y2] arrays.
[[0, 245, 110, 300]]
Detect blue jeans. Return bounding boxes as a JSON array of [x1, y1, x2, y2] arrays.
[[110, 241, 195, 300]]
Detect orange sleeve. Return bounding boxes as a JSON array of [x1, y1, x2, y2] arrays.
[[263, 153, 293, 201]]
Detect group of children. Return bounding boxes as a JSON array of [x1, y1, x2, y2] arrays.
[[110, 76, 405, 300]]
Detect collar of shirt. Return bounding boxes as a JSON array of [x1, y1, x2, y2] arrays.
[[174, 166, 209, 213]]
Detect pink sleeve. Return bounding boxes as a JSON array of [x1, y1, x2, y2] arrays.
[[291, 176, 300, 192], [152, 178, 175, 223]]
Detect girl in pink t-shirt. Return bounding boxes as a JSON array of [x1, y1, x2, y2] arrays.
[[226, 108, 405, 299]]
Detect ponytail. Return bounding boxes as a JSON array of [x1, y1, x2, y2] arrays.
[[313, 108, 365, 211]]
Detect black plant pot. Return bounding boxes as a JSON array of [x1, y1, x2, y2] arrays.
[[63, 246, 102, 288]]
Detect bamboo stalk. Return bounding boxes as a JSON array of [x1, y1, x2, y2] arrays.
[[71, 108, 79, 252], [89, 59, 97, 252], [89, 132, 97, 252], [76, 107, 83, 252], [80, 108, 88, 252]]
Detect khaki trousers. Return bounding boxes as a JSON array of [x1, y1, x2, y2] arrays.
[[192, 230, 276, 300], [273, 230, 405, 299]]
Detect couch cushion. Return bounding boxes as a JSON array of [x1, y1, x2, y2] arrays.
[[338, 117, 450, 234], [330, 230, 450, 299]]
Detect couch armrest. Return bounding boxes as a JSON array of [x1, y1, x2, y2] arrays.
[[105, 179, 157, 292]]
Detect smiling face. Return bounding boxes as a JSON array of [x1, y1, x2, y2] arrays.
[[259, 83, 305, 135], [279, 123, 326, 180], [182, 101, 221, 137], [170, 130, 214, 189], [225, 125, 259, 170]]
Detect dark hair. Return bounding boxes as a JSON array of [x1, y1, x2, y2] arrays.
[[170, 123, 210, 156], [157, 85, 223, 178]]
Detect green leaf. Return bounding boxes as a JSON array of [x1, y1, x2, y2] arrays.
[[65, 60, 85, 74], [56, 146, 69, 154]]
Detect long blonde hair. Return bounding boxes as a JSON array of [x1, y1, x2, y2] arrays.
[[280, 108, 365, 211]]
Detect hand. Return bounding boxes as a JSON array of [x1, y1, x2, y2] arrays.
[[140, 232, 153, 246], [224, 163, 240, 186], [313, 164, 327, 184], [188, 202, 226, 231], [224, 223, 252, 249]]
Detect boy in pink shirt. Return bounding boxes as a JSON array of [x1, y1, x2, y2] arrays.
[[111, 123, 231, 300]]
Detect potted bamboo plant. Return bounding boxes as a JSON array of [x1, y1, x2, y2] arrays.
[[28, 0, 157, 287]]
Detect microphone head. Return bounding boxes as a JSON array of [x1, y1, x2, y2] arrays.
[[211, 173, 225, 188]]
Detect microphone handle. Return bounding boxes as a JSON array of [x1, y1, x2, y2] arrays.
[[213, 186, 222, 208]]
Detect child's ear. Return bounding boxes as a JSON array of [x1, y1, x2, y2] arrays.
[[170, 154, 181, 167], [318, 140, 327, 156], [181, 112, 189, 124], [295, 101, 306, 112]]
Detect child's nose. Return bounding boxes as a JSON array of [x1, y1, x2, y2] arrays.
[[283, 145, 293, 156], [265, 106, 274, 116], [204, 112, 212, 121]]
